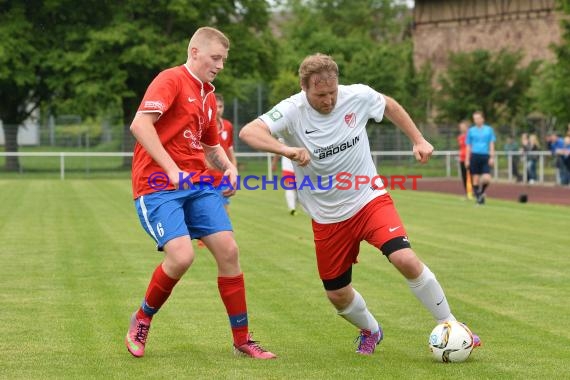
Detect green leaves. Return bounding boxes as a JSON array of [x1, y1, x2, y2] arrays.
[[436, 49, 539, 127]]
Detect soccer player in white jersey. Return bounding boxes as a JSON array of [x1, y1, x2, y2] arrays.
[[240, 53, 481, 355]]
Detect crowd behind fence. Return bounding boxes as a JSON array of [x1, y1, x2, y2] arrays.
[[0, 150, 563, 185]]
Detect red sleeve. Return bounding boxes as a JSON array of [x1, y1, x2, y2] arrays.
[[225, 120, 234, 149], [201, 94, 219, 146], [137, 70, 178, 114]]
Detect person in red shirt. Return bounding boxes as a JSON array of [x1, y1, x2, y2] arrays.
[[457, 120, 469, 195], [125, 26, 275, 359]]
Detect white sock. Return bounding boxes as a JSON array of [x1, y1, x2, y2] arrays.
[[407, 265, 456, 323], [337, 289, 379, 332], [285, 190, 296, 211]]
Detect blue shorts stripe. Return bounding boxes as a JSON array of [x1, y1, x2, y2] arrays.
[[139, 195, 159, 243]]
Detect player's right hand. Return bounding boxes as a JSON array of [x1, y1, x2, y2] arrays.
[[285, 147, 311, 167], [167, 168, 187, 190]]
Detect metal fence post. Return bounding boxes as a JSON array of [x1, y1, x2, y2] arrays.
[[507, 153, 512, 182], [539, 153, 544, 183], [60, 152, 65, 180]]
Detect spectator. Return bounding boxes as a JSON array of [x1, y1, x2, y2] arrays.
[[504, 135, 522, 182], [555, 135, 570, 186], [546, 131, 568, 185], [527, 134, 540, 184]]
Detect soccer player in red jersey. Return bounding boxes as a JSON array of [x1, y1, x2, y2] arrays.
[[125, 27, 275, 359], [240, 53, 481, 355]]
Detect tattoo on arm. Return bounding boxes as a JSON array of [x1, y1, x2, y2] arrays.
[[206, 148, 231, 172]]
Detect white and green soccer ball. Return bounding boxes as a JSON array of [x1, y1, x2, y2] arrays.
[[428, 321, 475, 363]]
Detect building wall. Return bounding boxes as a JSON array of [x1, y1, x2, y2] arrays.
[[413, 0, 562, 74]]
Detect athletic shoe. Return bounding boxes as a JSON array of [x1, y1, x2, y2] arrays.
[[125, 312, 151, 357], [476, 193, 486, 205], [355, 326, 383, 355], [472, 333, 482, 347], [234, 334, 277, 359]]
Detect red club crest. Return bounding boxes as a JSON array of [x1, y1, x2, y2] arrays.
[[344, 113, 356, 128]]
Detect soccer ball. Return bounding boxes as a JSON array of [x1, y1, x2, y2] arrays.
[[428, 321, 474, 363]]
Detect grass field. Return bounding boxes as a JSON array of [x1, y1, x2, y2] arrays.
[[0, 179, 569, 379]]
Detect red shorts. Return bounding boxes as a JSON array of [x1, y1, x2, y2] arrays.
[[311, 194, 409, 281], [282, 170, 295, 186]]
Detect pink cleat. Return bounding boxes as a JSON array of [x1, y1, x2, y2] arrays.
[[355, 326, 383, 355], [472, 333, 482, 347], [125, 312, 151, 357], [234, 334, 277, 359]]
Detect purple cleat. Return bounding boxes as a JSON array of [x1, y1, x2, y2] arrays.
[[355, 326, 383, 355]]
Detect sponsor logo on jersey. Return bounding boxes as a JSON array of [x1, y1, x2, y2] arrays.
[[183, 129, 202, 149], [313, 136, 360, 159], [143, 100, 165, 112], [344, 112, 356, 128], [266, 108, 283, 122]]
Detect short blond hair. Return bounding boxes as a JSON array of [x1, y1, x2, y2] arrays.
[[299, 53, 339, 89], [188, 27, 230, 52]]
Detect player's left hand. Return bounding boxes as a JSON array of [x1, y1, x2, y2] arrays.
[[488, 157, 494, 167], [222, 166, 238, 197], [413, 138, 434, 164]]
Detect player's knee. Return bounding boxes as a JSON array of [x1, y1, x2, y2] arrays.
[[389, 248, 423, 279], [164, 237, 195, 271], [326, 286, 353, 310], [175, 252, 195, 270], [214, 239, 240, 265]]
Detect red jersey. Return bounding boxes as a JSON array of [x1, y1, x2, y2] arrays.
[[131, 65, 219, 198], [457, 133, 467, 162], [218, 118, 234, 156]]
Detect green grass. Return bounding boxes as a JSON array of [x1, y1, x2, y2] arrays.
[[0, 180, 569, 379]]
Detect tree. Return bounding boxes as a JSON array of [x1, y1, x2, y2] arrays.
[[0, 2, 52, 171], [530, 0, 570, 128], [0, 1, 276, 171], [51, 0, 277, 166], [269, 0, 430, 122], [0, 0, 124, 171], [435, 49, 539, 128]]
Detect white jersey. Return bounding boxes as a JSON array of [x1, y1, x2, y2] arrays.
[[259, 84, 387, 223]]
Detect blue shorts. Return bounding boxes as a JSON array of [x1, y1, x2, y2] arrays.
[[470, 153, 490, 175], [135, 187, 232, 250], [216, 185, 231, 206]]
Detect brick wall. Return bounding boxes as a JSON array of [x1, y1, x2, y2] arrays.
[[413, 0, 562, 75]]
